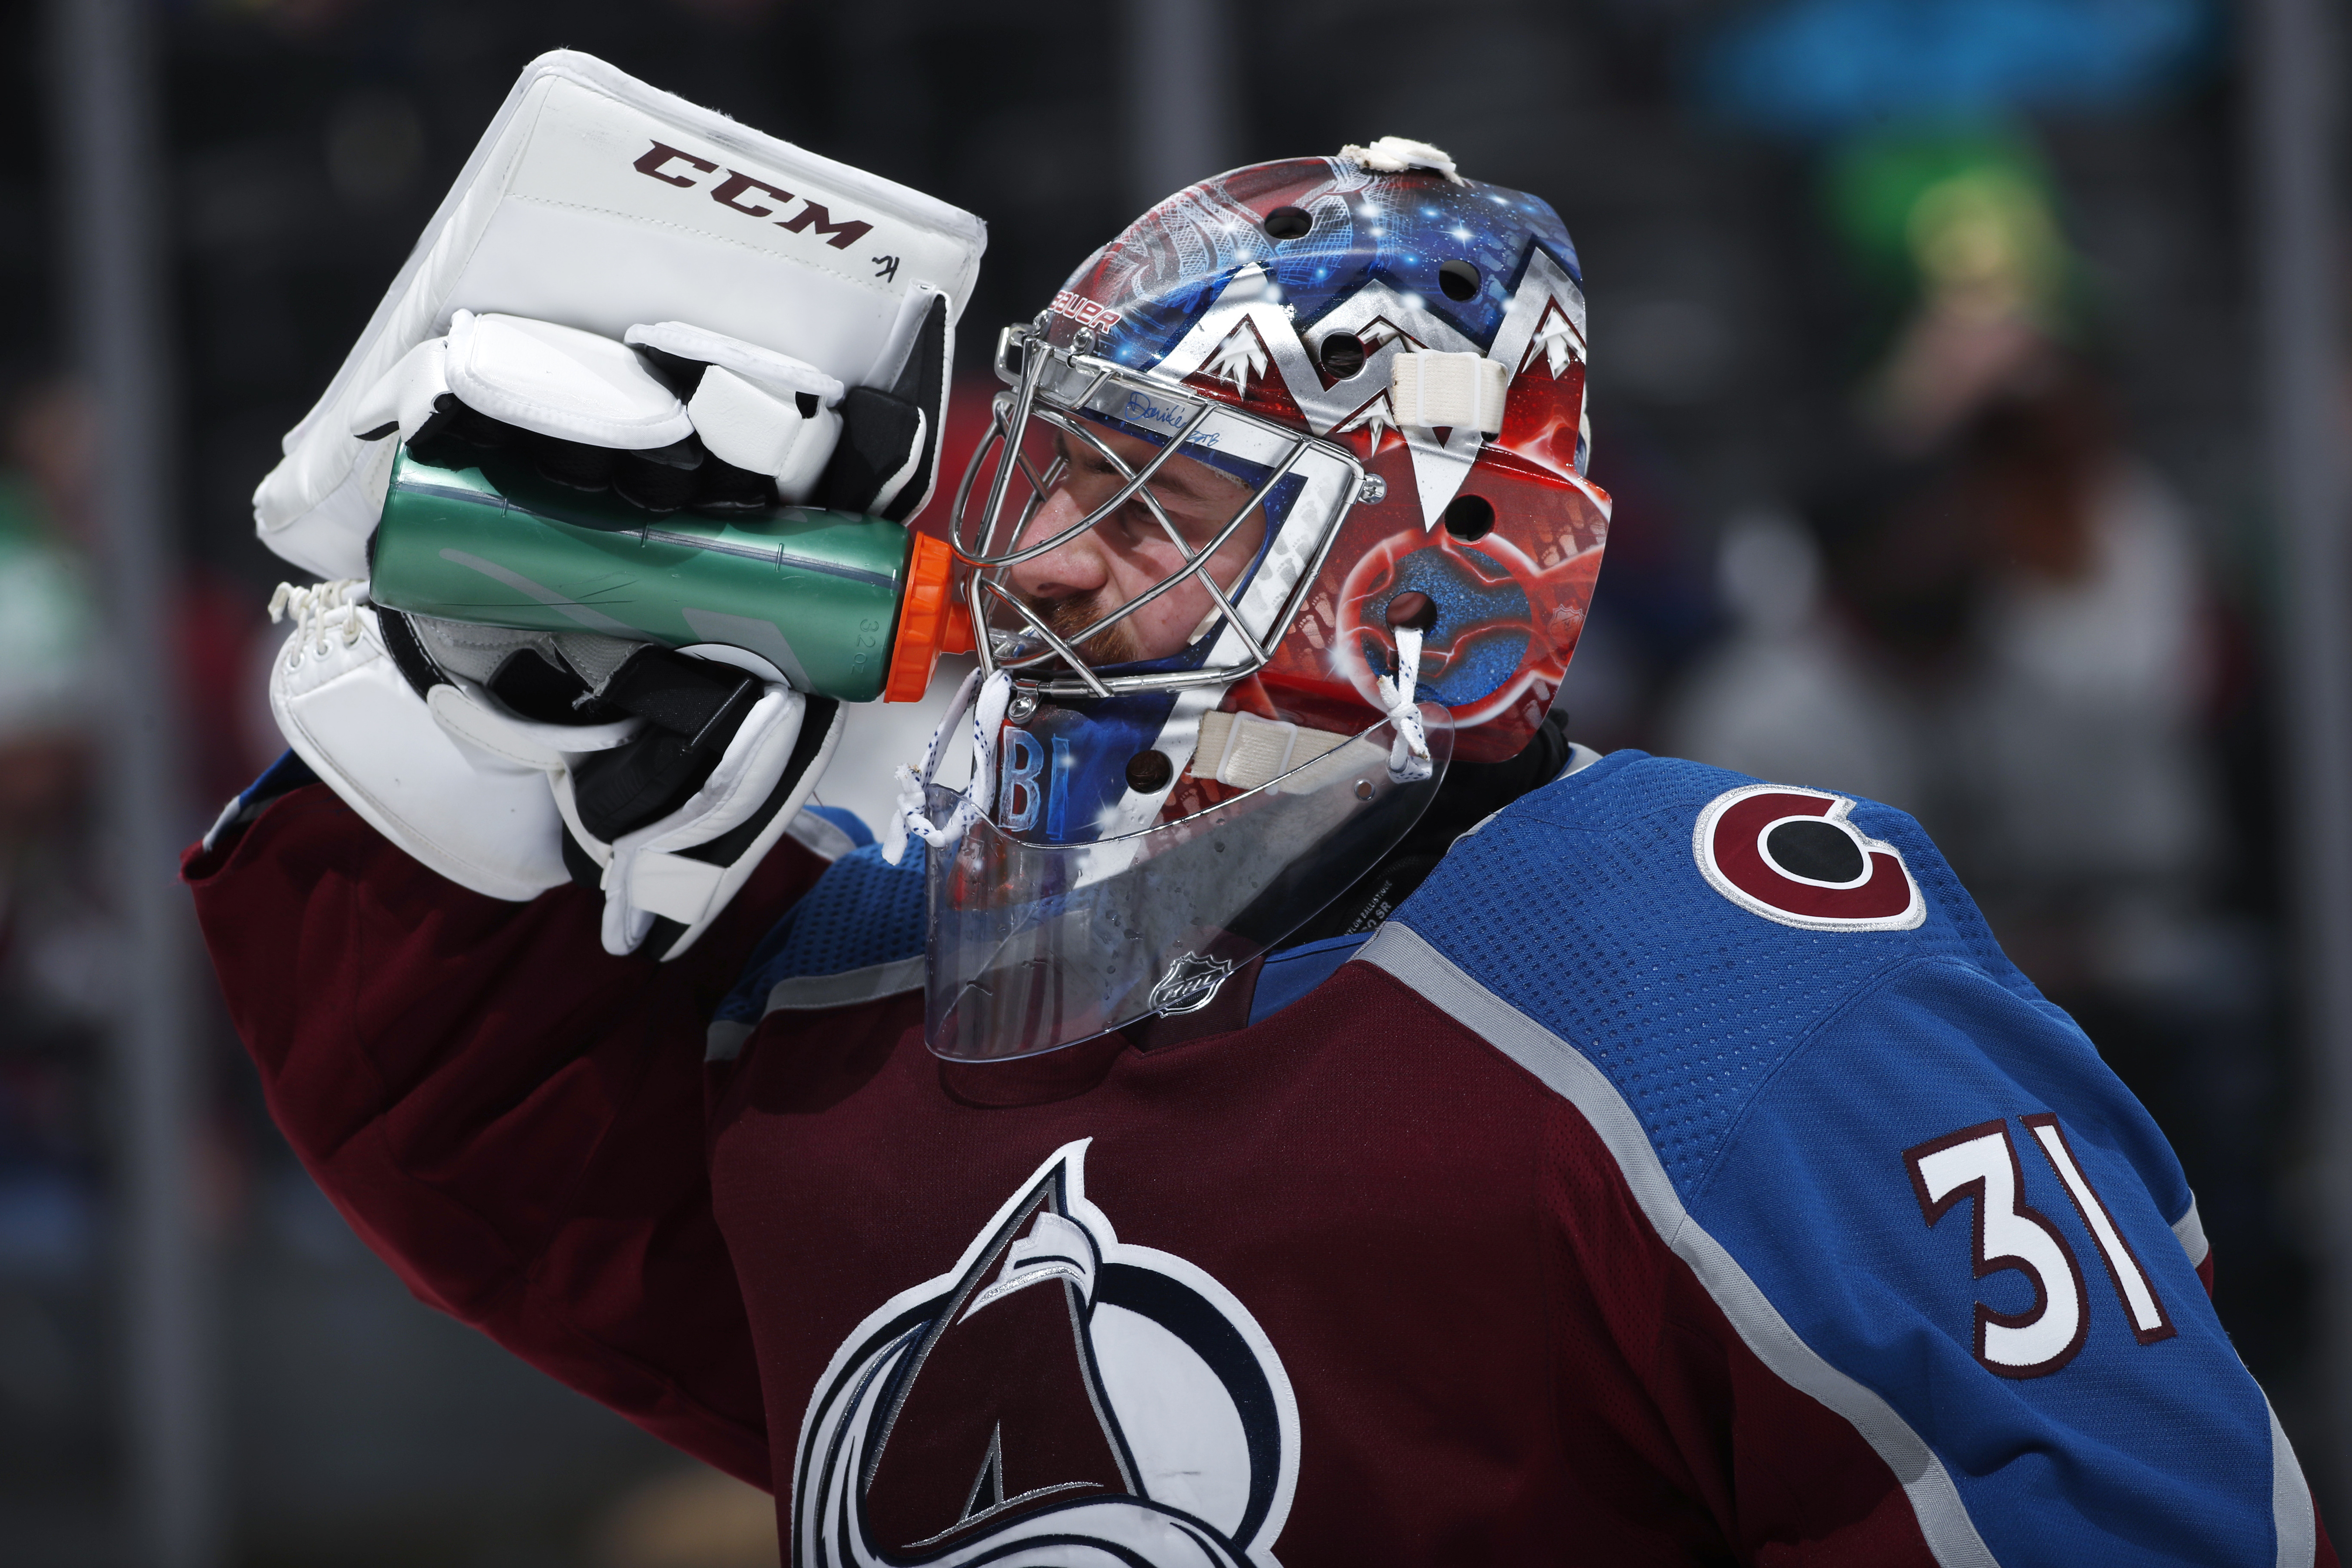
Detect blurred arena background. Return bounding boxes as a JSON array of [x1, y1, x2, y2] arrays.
[[0, 0, 2343, 1562]]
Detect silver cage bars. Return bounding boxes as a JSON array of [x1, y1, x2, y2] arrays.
[[948, 323, 1367, 699]]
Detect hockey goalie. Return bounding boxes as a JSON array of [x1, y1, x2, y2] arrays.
[[185, 50, 2328, 1568]]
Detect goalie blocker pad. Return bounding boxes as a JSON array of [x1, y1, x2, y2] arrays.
[[257, 49, 984, 579]]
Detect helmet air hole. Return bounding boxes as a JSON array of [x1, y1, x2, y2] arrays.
[[1264, 205, 1313, 240], [1442, 493, 1495, 541], [1438, 259, 1481, 301], [1319, 332, 1367, 379], [1384, 591, 1439, 631], [1125, 750, 1175, 792]]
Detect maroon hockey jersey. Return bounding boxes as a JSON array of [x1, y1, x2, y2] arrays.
[[188, 764, 2328, 1567]]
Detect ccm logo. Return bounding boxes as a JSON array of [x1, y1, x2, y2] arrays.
[[633, 140, 873, 251], [1692, 783, 1924, 931]]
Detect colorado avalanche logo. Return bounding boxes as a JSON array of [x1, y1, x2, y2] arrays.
[[1692, 784, 1924, 931], [1334, 531, 1596, 727], [791, 1140, 1301, 1568]]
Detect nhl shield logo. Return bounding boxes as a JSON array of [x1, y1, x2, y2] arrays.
[[1147, 952, 1238, 1016], [1692, 784, 1925, 932], [791, 1139, 1301, 1567]]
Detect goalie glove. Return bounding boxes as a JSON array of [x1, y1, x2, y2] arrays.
[[555, 673, 845, 959], [264, 580, 627, 901], [268, 582, 841, 960], [390, 609, 846, 961], [346, 308, 926, 519], [253, 50, 982, 576]]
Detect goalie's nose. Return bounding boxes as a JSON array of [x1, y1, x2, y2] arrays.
[[1004, 486, 1113, 606]]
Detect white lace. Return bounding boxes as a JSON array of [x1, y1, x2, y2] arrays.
[[269, 578, 370, 661], [882, 668, 1011, 867], [1375, 625, 1433, 782]]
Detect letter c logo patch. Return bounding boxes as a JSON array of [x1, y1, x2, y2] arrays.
[[1693, 784, 1924, 931]]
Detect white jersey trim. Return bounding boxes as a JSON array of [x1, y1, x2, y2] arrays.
[[783, 806, 859, 864], [1353, 919, 1999, 1568], [704, 954, 925, 1062], [2270, 1397, 2318, 1568], [2171, 1195, 2211, 1271]]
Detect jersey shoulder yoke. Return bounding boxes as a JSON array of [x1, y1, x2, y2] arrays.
[[1389, 750, 2045, 1191]]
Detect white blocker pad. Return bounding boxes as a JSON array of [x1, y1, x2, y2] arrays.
[[625, 320, 846, 405], [352, 310, 694, 450], [444, 312, 691, 447], [257, 49, 985, 578], [683, 367, 841, 502], [627, 319, 846, 502]]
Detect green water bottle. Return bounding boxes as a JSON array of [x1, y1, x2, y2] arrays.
[[366, 446, 968, 703]]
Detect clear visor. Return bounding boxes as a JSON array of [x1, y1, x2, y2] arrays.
[[950, 329, 1365, 698], [923, 704, 1454, 1061]]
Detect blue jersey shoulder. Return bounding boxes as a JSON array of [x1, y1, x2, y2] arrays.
[[1388, 751, 2302, 1564], [714, 838, 927, 1040], [1397, 749, 2055, 1194]]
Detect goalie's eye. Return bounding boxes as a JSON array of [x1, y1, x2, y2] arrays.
[[1057, 435, 1184, 506]]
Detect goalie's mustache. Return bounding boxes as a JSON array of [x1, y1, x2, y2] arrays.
[[1004, 590, 1149, 668]]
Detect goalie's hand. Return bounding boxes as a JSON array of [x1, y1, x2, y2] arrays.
[[347, 309, 930, 519], [269, 583, 841, 961]]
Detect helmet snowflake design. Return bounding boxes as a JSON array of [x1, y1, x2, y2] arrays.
[[909, 140, 1611, 1062]]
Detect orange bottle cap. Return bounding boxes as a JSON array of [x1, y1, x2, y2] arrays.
[[884, 534, 967, 702]]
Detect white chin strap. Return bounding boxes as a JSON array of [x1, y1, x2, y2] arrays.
[[1376, 626, 1433, 782], [882, 667, 1010, 865]]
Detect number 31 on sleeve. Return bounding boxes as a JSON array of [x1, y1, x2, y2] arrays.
[[1904, 1115, 2175, 1379]]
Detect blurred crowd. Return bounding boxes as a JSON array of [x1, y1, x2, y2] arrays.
[[0, 378, 113, 1542]]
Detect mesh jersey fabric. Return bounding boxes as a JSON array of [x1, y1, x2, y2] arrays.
[[1396, 748, 2105, 1201], [184, 748, 2325, 1562], [715, 839, 927, 1030], [1378, 749, 2292, 1565]]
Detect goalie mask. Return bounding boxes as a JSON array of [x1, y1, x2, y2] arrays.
[[899, 140, 1612, 1062]]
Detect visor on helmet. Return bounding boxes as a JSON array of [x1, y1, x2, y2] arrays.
[[923, 703, 1453, 1061]]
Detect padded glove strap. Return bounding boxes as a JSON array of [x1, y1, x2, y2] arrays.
[[556, 685, 845, 960], [1390, 350, 1508, 435]]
